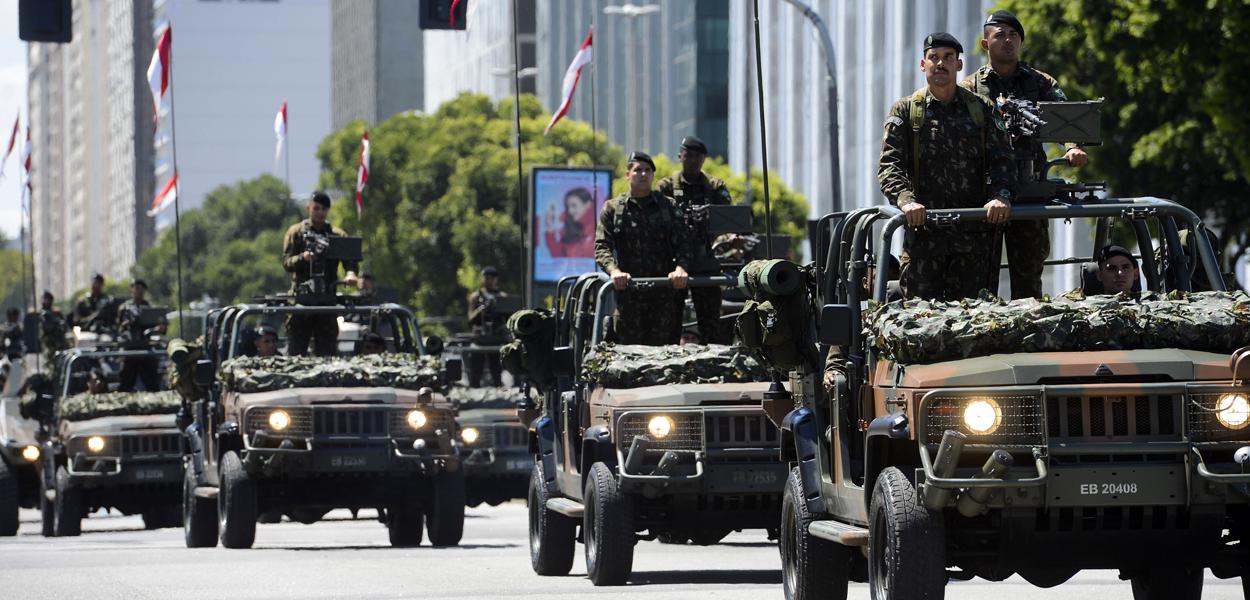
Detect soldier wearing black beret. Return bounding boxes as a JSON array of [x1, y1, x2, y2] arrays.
[[281, 191, 360, 356]]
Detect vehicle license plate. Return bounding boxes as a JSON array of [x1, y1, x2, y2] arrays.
[[505, 459, 530, 472], [1048, 464, 1185, 507], [134, 467, 170, 481], [731, 469, 780, 486]]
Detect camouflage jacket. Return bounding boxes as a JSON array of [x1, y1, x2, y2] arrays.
[[657, 171, 732, 274], [594, 191, 691, 277], [468, 287, 508, 340], [39, 309, 69, 354], [73, 293, 114, 332], [116, 299, 156, 340], [960, 62, 1079, 170], [281, 219, 359, 291], [2, 322, 22, 358]]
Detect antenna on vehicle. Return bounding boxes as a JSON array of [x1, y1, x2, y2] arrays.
[[752, 0, 774, 259]]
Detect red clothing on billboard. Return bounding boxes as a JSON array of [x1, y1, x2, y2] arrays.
[[545, 208, 596, 257]]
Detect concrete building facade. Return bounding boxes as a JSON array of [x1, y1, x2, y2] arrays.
[[421, 0, 536, 113], [331, 0, 425, 128]]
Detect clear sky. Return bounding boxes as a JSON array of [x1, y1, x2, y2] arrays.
[[0, 0, 26, 243]]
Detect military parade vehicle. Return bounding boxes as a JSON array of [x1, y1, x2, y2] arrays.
[[518, 273, 786, 586], [0, 354, 47, 536], [447, 385, 532, 507], [750, 192, 1250, 600], [179, 298, 465, 549]]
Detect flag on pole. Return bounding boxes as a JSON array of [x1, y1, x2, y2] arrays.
[[149, 171, 179, 217], [0, 112, 17, 180], [450, 0, 463, 27], [355, 131, 370, 218], [147, 25, 172, 129], [20, 126, 31, 210], [274, 100, 287, 166], [544, 29, 593, 135]]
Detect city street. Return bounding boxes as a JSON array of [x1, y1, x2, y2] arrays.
[[0, 503, 1243, 599]]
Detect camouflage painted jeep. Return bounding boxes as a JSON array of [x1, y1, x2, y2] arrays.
[[525, 274, 785, 586], [448, 386, 532, 507], [767, 199, 1250, 600], [181, 301, 463, 549], [0, 356, 49, 536]]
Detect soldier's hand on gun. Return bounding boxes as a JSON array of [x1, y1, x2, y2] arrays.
[[301, 250, 315, 262], [668, 266, 689, 290], [901, 202, 927, 227], [984, 197, 1011, 225], [1065, 147, 1089, 168], [610, 268, 632, 290]]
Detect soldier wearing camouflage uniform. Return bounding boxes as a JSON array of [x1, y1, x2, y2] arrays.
[[656, 136, 733, 344], [960, 10, 1089, 299], [281, 192, 359, 357], [2, 307, 23, 359], [38, 290, 69, 369], [595, 151, 691, 346], [879, 32, 1017, 301], [72, 273, 114, 333], [116, 279, 164, 391], [467, 266, 507, 387]]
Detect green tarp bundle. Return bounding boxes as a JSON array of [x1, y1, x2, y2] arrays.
[[58, 391, 181, 422], [868, 291, 1250, 364], [446, 386, 526, 409], [582, 343, 770, 388], [220, 354, 443, 393]]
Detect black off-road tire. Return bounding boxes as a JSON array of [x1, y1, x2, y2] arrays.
[[868, 467, 946, 600], [425, 470, 466, 547], [0, 460, 19, 536], [782, 467, 849, 600], [183, 463, 218, 548], [583, 462, 635, 586], [218, 451, 257, 549], [528, 462, 575, 576], [387, 504, 424, 547], [53, 465, 82, 537], [1131, 567, 1203, 600]]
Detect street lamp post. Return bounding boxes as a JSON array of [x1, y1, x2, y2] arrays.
[[603, 3, 660, 150], [778, 0, 842, 215]]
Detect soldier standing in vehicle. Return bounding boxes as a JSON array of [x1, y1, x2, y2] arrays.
[[38, 291, 69, 368], [879, 32, 1017, 301], [656, 136, 733, 344], [281, 191, 359, 357], [960, 10, 1089, 300], [466, 266, 507, 387], [2, 307, 22, 359], [72, 273, 114, 333], [595, 151, 691, 346], [116, 279, 164, 391]]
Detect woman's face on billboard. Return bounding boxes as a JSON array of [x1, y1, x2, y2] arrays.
[[565, 192, 592, 220]]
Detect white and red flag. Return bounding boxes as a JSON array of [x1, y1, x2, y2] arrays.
[[147, 25, 172, 129], [0, 112, 17, 180], [355, 131, 370, 218], [149, 170, 179, 217], [20, 126, 31, 205], [544, 29, 593, 135], [274, 100, 287, 165]]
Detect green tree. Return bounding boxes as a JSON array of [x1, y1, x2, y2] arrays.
[[0, 249, 33, 311], [1000, 0, 1250, 270]]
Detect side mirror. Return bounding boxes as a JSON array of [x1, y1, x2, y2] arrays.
[[424, 335, 444, 356], [193, 359, 215, 387], [818, 304, 853, 347], [551, 346, 575, 377], [443, 358, 462, 385]]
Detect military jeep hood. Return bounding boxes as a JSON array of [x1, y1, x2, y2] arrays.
[[592, 382, 773, 408], [227, 386, 437, 407], [886, 348, 1232, 388], [60, 413, 179, 438]]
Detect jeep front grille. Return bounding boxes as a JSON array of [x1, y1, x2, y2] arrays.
[[1047, 395, 1181, 441], [315, 409, 390, 437], [704, 414, 779, 448], [389, 409, 454, 438], [121, 434, 180, 457], [617, 412, 702, 451], [244, 407, 314, 438], [491, 424, 527, 447]]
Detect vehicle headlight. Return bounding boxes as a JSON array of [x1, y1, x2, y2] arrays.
[[268, 409, 291, 432], [21, 445, 40, 462], [962, 399, 1002, 435], [461, 427, 480, 444], [87, 436, 106, 453], [647, 415, 674, 439], [1216, 394, 1250, 430], [407, 410, 428, 430]]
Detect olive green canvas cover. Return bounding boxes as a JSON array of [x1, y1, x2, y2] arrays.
[[582, 343, 769, 388], [220, 354, 443, 393], [58, 391, 181, 422]]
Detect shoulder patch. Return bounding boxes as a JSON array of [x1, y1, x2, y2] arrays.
[[886, 115, 904, 128]]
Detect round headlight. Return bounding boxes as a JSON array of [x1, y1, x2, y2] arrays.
[[268, 409, 291, 432], [21, 445, 40, 462], [1216, 394, 1250, 430], [962, 399, 1002, 435], [647, 416, 674, 439], [87, 436, 106, 453], [461, 427, 480, 444], [407, 410, 428, 430]]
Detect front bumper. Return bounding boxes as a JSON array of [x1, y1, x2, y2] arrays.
[[64, 431, 183, 486], [462, 446, 531, 478]]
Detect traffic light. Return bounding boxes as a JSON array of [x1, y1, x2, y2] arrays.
[[19, 0, 72, 43], [419, 0, 467, 31]]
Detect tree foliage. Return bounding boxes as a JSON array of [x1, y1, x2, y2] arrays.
[[0, 249, 33, 311], [1000, 0, 1250, 267]]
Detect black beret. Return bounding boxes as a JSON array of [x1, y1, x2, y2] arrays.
[[984, 10, 1024, 41], [311, 191, 332, 207], [680, 136, 707, 154], [91, 273, 105, 283], [627, 151, 655, 171], [923, 32, 963, 54], [255, 324, 278, 337], [482, 266, 499, 277], [1100, 245, 1138, 269], [131, 279, 148, 289]]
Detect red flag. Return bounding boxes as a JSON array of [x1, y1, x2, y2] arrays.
[[450, 0, 463, 27], [147, 25, 172, 128], [355, 131, 370, 218], [21, 126, 31, 192], [0, 112, 17, 179], [545, 30, 592, 135], [274, 100, 287, 165], [149, 170, 178, 217]]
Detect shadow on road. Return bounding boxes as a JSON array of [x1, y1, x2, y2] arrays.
[[280, 543, 521, 551], [717, 541, 778, 548], [628, 569, 781, 586]]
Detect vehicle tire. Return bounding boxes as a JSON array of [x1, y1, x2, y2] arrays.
[[39, 463, 54, 537], [425, 469, 466, 547], [528, 462, 575, 576], [781, 467, 848, 600], [583, 462, 635, 586], [1130, 567, 1203, 600], [0, 460, 19, 536], [218, 451, 257, 549], [387, 504, 424, 547], [53, 465, 82, 537], [868, 467, 945, 600], [182, 463, 217, 548]]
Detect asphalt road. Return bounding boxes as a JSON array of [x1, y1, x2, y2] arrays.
[[0, 503, 1245, 600]]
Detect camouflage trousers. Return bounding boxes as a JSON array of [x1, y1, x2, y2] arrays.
[[614, 287, 678, 346], [900, 247, 993, 301], [1005, 220, 1049, 299], [670, 286, 727, 344], [286, 314, 339, 357]]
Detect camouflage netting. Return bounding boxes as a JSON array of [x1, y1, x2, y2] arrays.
[[582, 343, 770, 388], [447, 386, 527, 409], [869, 291, 1250, 364], [58, 391, 181, 422], [220, 354, 443, 393]]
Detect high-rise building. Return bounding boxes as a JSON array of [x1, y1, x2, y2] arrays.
[[331, 0, 425, 129], [421, 0, 536, 113]]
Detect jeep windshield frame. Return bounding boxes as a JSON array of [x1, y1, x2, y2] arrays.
[[215, 303, 423, 362], [55, 348, 169, 404]]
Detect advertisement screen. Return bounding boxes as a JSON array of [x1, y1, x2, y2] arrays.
[[531, 168, 612, 283]]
